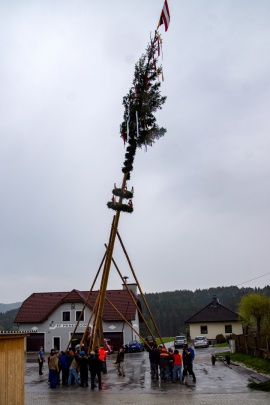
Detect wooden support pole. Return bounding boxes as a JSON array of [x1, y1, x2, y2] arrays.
[[105, 296, 152, 351], [105, 243, 155, 340], [66, 250, 107, 352], [117, 230, 164, 346], [91, 215, 116, 349], [92, 173, 128, 349], [80, 292, 100, 354]]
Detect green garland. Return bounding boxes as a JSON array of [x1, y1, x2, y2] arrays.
[[112, 189, 133, 199], [107, 201, 133, 213], [122, 165, 133, 173]]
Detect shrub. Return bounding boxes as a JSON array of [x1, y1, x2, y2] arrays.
[[216, 334, 226, 344]]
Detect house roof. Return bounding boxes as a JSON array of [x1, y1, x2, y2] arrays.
[[185, 296, 240, 324], [15, 289, 139, 324]]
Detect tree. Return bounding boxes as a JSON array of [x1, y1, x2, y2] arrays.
[[238, 293, 270, 335]]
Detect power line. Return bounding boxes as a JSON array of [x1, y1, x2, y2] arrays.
[[237, 272, 270, 287]]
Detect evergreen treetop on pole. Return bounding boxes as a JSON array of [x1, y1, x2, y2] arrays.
[[107, 38, 167, 213]]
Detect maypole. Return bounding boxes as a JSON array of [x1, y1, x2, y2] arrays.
[[91, 0, 170, 350]]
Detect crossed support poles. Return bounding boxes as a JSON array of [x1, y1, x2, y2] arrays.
[[67, 173, 164, 353]]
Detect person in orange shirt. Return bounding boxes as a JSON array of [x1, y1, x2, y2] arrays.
[[98, 345, 108, 373], [172, 349, 182, 383]]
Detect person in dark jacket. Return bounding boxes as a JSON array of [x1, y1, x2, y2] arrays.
[[182, 346, 196, 383], [168, 347, 174, 380], [149, 344, 160, 380], [116, 347, 125, 376], [59, 351, 69, 385], [159, 347, 170, 382], [89, 351, 103, 390], [38, 346, 45, 375], [79, 351, 89, 387]]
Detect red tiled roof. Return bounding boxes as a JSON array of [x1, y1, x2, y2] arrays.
[[15, 289, 138, 324]]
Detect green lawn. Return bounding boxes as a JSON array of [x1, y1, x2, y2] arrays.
[[219, 351, 270, 376], [247, 380, 270, 392], [156, 337, 174, 345], [212, 343, 229, 348]]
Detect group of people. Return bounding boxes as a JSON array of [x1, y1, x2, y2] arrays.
[[38, 342, 195, 389], [38, 345, 108, 390], [149, 344, 196, 383]]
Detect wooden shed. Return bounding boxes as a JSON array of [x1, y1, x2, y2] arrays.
[[0, 332, 29, 405]]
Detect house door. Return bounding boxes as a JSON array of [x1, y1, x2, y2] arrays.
[[53, 337, 60, 351]]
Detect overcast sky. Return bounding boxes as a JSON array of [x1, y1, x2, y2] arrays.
[[1, 0, 270, 304]]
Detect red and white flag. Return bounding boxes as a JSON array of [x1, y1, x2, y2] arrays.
[[157, 0, 170, 32]]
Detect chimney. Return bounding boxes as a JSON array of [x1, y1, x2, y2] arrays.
[[212, 295, 219, 307], [122, 283, 138, 295]]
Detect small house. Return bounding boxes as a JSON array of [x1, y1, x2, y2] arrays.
[[185, 296, 242, 344]]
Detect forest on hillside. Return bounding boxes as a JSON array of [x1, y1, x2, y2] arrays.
[[0, 308, 20, 331], [1, 285, 270, 334], [0, 302, 21, 313], [139, 285, 270, 337]]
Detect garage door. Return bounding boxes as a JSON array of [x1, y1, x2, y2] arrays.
[[104, 332, 123, 351], [26, 333, 44, 352]]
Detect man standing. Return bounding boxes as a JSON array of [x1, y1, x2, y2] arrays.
[[149, 344, 160, 380], [188, 344, 195, 362], [98, 345, 108, 373], [172, 349, 182, 383], [116, 347, 125, 376], [182, 346, 196, 383], [38, 346, 45, 375], [49, 350, 60, 388], [89, 352, 103, 390], [59, 351, 69, 386], [68, 353, 81, 386], [79, 351, 89, 387], [159, 347, 170, 382]]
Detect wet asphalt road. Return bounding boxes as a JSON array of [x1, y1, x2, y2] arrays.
[[25, 346, 270, 404]]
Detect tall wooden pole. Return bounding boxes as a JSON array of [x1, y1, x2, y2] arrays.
[[92, 172, 128, 349], [66, 250, 107, 352], [117, 230, 165, 346], [106, 243, 156, 339]]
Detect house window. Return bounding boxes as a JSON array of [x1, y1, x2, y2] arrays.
[[225, 325, 232, 334], [200, 325, 208, 334], [76, 310, 84, 322], [62, 311, 70, 322]]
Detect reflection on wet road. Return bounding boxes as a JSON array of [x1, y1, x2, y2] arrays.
[[25, 346, 252, 395]]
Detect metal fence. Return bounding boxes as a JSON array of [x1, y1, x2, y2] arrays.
[[232, 333, 270, 359]]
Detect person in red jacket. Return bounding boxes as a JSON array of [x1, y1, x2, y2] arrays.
[[98, 345, 108, 373], [172, 349, 182, 383]]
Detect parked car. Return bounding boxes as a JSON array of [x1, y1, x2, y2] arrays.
[[144, 336, 157, 349], [194, 336, 209, 348], [128, 340, 144, 352], [174, 336, 187, 348]]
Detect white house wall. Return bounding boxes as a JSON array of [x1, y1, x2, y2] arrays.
[[18, 302, 139, 352], [189, 321, 243, 341]]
